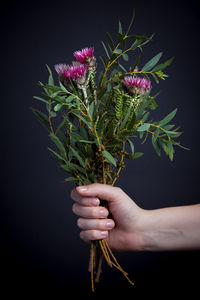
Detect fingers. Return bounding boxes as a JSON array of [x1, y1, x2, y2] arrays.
[[77, 218, 115, 231], [75, 183, 124, 203], [80, 230, 108, 242], [72, 203, 108, 219], [78, 218, 115, 242], [71, 189, 100, 206]]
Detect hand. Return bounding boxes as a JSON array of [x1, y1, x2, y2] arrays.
[[71, 183, 145, 251]]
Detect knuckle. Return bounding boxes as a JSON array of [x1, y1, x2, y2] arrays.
[[115, 186, 122, 193]]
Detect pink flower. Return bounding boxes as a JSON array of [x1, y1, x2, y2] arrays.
[[54, 64, 70, 75], [124, 76, 151, 94], [73, 47, 95, 64], [69, 62, 87, 81], [55, 62, 87, 84]]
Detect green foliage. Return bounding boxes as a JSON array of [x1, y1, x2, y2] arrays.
[[32, 10, 187, 185]]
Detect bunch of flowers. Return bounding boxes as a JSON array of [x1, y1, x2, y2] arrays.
[[32, 9, 187, 292]]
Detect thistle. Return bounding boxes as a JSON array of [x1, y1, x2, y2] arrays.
[[32, 9, 187, 292]]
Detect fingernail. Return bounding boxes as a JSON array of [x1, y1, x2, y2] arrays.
[[100, 209, 108, 218], [77, 185, 88, 192], [106, 220, 114, 229], [90, 198, 100, 206], [100, 231, 107, 237]]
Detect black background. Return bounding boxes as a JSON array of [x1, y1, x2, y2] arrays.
[[1, 0, 200, 298]]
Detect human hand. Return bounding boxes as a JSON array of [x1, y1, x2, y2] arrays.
[[71, 183, 145, 251]]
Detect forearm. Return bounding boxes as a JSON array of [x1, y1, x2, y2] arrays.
[[139, 204, 200, 251]]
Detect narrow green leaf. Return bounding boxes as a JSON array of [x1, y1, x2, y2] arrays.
[[89, 102, 94, 118], [137, 123, 150, 132], [159, 109, 177, 126], [46, 64, 54, 86], [48, 147, 67, 163], [79, 140, 95, 144], [100, 56, 107, 68], [59, 81, 68, 92], [152, 57, 174, 72], [118, 20, 123, 34], [102, 150, 117, 167], [33, 96, 49, 104], [102, 41, 110, 59], [152, 136, 161, 156], [70, 146, 85, 167], [127, 139, 134, 154], [64, 177, 79, 182], [30, 107, 49, 128], [49, 133, 66, 153], [106, 32, 115, 50], [167, 140, 174, 161], [126, 8, 135, 35], [142, 52, 163, 72]]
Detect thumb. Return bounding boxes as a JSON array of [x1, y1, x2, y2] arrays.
[[76, 183, 125, 203]]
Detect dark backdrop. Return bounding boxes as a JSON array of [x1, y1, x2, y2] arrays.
[[1, 0, 200, 298]]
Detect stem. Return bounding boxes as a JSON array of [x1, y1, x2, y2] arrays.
[[48, 96, 55, 135], [112, 141, 125, 186]]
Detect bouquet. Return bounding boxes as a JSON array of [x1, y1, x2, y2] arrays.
[[31, 9, 187, 291]]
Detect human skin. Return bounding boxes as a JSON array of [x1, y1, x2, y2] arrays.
[[71, 183, 200, 251]]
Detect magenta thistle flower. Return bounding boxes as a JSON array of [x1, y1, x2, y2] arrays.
[[74, 47, 94, 63], [54, 64, 70, 75], [69, 62, 87, 81], [124, 76, 151, 95]]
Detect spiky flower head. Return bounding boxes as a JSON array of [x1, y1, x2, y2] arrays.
[[74, 47, 96, 68], [55, 62, 87, 85], [69, 61, 87, 84], [54, 64, 71, 86], [124, 76, 151, 95]]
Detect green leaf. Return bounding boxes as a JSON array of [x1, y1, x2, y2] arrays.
[[102, 150, 117, 167], [89, 102, 94, 118], [142, 52, 163, 72], [152, 57, 174, 72], [30, 107, 49, 129], [133, 152, 143, 159], [65, 95, 77, 103], [33, 96, 49, 104], [64, 177, 79, 182], [54, 103, 63, 111], [159, 109, 177, 126], [102, 41, 110, 59], [118, 20, 123, 34], [59, 81, 68, 92], [48, 147, 67, 163], [122, 53, 129, 61], [46, 64, 54, 86], [127, 139, 134, 154], [126, 8, 135, 35], [79, 140, 95, 144], [137, 123, 150, 132], [100, 56, 107, 68], [152, 136, 161, 156], [70, 146, 85, 167], [49, 133, 66, 154], [167, 140, 174, 161], [106, 32, 115, 50]]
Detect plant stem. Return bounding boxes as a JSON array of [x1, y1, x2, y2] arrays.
[[112, 141, 125, 186], [48, 96, 55, 135]]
